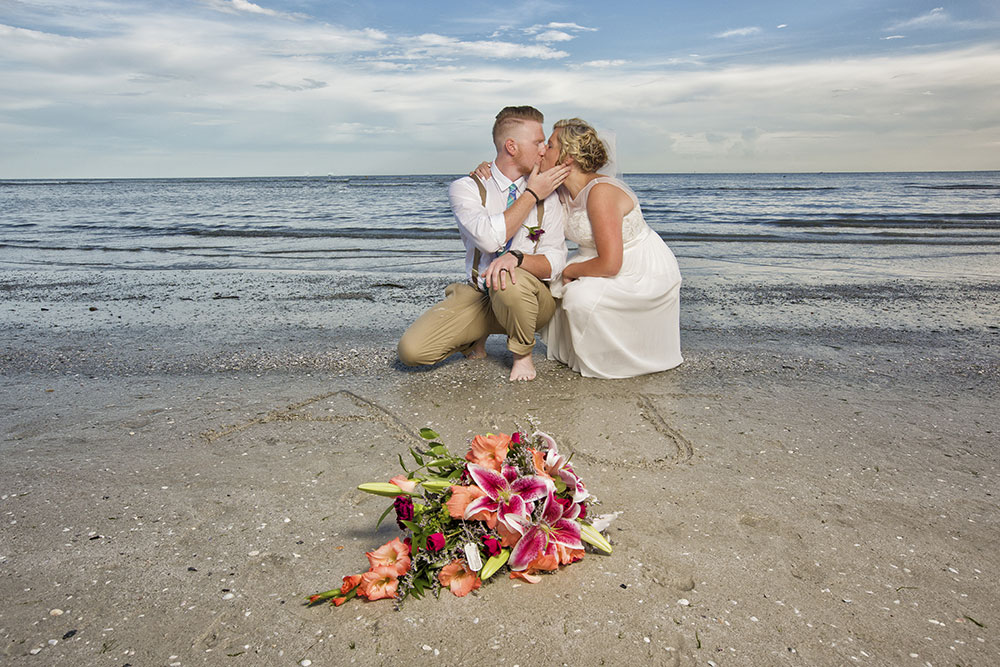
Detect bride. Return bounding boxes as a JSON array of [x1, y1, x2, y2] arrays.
[[541, 118, 682, 378], [475, 118, 682, 378]]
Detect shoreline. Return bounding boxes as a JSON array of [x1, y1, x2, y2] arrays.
[[2, 265, 998, 665]]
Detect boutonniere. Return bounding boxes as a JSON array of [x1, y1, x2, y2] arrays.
[[523, 225, 545, 251]]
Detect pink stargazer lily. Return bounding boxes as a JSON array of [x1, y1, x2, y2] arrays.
[[534, 431, 590, 503], [464, 464, 549, 533], [508, 490, 584, 571]]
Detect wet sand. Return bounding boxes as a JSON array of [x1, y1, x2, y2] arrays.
[[1, 264, 998, 666]]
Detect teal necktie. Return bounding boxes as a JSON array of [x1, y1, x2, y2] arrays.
[[503, 184, 518, 252]]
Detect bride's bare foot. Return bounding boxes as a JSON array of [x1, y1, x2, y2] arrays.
[[510, 352, 536, 381], [466, 336, 487, 360]]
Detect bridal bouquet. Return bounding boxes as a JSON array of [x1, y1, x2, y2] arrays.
[[307, 426, 614, 606]]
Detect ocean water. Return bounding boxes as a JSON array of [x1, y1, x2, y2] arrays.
[[1, 172, 998, 280]]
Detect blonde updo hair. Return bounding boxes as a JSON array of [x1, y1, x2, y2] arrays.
[[553, 118, 608, 173]]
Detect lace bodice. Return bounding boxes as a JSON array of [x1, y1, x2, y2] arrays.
[[562, 177, 648, 248]]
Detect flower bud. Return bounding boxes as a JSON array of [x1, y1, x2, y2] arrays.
[[419, 478, 453, 493]]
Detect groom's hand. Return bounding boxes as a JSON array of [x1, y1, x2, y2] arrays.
[[525, 162, 571, 200], [483, 253, 519, 291]]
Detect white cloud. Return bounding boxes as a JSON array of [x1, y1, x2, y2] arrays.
[[715, 27, 762, 38], [399, 33, 568, 60], [323, 122, 397, 143], [535, 30, 574, 43], [230, 0, 277, 16], [265, 26, 388, 56], [548, 22, 597, 32], [2, 3, 998, 176], [524, 22, 597, 34], [256, 77, 327, 91], [202, 0, 287, 18], [527, 45, 999, 172], [882, 35, 905, 41], [889, 7, 948, 31], [582, 59, 628, 68], [776, 24, 787, 29]]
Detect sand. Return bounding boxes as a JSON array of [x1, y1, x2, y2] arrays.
[[1, 265, 998, 666]]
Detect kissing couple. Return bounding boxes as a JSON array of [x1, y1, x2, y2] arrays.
[[398, 106, 683, 381]]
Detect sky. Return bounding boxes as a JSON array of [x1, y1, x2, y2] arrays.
[[1, 0, 998, 177]]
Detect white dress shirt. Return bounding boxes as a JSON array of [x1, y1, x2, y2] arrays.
[[448, 163, 567, 283]]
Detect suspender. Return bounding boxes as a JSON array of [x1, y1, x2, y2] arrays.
[[469, 174, 543, 288]]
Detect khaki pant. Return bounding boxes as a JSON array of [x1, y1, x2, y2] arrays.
[[398, 268, 556, 366]]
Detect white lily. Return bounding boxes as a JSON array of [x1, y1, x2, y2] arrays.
[[589, 511, 622, 533]]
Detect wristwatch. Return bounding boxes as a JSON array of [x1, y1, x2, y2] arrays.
[[509, 250, 524, 267]]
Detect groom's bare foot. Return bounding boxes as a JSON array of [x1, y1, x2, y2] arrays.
[[510, 352, 536, 381], [466, 336, 488, 360]]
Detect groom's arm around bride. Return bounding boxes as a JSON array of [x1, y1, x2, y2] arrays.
[[397, 105, 569, 381]]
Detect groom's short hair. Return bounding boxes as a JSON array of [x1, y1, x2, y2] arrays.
[[492, 106, 544, 147]]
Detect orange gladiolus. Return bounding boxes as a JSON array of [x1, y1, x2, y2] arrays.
[[445, 484, 485, 518], [438, 560, 482, 597], [530, 448, 554, 481], [508, 546, 560, 584], [496, 521, 521, 548], [446, 485, 497, 528], [366, 537, 411, 577], [509, 570, 542, 584], [464, 433, 511, 471], [358, 565, 399, 601], [340, 573, 363, 595], [526, 548, 559, 572], [556, 544, 585, 565]]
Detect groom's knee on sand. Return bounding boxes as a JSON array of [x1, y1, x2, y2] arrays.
[[397, 326, 454, 367], [397, 283, 487, 367], [396, 332, 425, 367]]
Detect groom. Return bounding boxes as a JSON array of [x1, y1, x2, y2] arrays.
[[397, 106, 569, 381]]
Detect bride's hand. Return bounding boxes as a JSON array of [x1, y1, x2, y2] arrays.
[[525, 163, 570, 200], [470, 161, 492, 180]]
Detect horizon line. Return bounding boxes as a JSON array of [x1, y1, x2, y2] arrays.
[[3, 169, 999, 181]]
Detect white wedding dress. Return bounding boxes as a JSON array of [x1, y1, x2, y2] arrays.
[[543, 177, 682, 379]]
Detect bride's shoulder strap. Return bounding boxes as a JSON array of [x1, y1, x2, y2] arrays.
[[596, 176, 638, 204]]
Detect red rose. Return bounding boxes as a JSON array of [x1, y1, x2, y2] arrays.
[[482, 536, 501, 557], [427, 532, 445, 551]]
